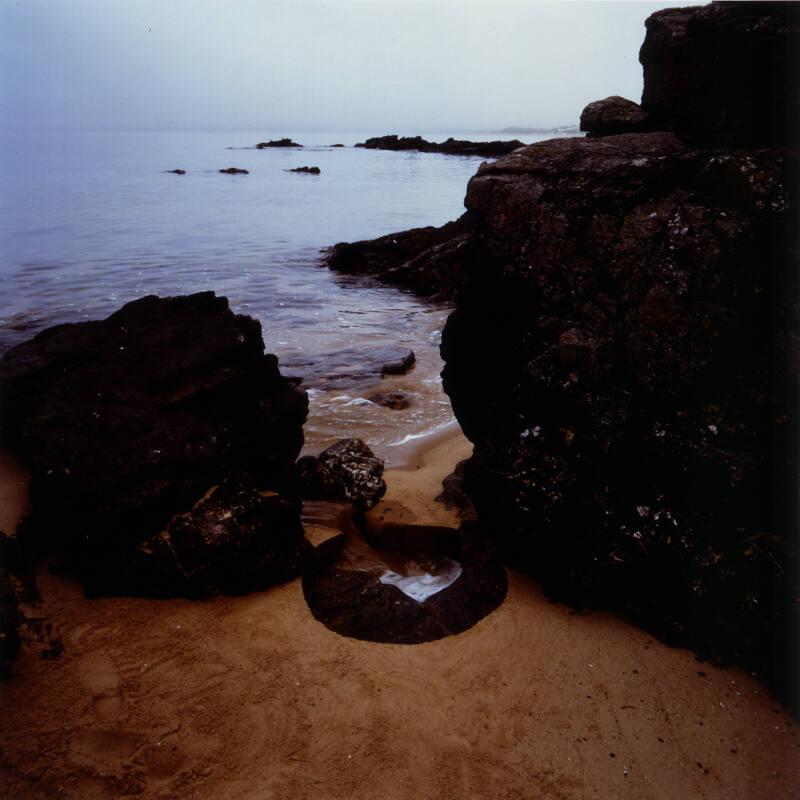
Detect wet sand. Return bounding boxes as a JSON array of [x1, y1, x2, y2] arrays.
[[1, 430, 798, 799]]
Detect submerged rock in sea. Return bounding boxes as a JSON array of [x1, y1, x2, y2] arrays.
[[166, 168, 186, 175], [281, 346, 416, 390], [255, 138, 302, 148], [293, 438, 386, 512], [286, 166, 321, 174], [368, 391, 412, 410], [355, 135, 525, 159], [579, 95, 652, 137], [118, 482, 311, 598], [0, 292, 308, 581], [219, 167, 249, 174]]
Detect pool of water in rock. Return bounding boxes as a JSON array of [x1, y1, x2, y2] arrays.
[[301, 513, 508, 644]]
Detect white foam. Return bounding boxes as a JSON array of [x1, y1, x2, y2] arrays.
[[378, 559, 463, 603]]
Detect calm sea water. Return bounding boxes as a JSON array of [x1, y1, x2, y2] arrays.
[[0, 129, 561, 464]]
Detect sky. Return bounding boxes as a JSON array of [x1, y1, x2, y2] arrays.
[[0, 0, 703, 133]]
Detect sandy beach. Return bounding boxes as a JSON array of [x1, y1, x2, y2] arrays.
[[0, 429, 797, 800]]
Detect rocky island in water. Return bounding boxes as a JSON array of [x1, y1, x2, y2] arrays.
[[0, 3, 798, 800]]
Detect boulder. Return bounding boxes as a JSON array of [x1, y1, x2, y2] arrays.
[[286, 166, 321, 174], [219, 167, 249, 174], [639, 2, 800, 145], [123, 482, 311, 598], [580, 95, 652, 137], [166, 169, 186, 175], [293, 439, 386, 512], [0, 292, 308, 569]]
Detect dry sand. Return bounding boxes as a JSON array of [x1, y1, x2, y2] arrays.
[[1, 430, 798, 799]]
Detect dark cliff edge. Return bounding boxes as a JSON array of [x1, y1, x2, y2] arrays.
[[327, 2, 800, 708]]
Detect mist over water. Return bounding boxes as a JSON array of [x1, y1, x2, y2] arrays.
[[0, 129, 562, 463]]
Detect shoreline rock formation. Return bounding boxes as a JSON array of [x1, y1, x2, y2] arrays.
[[0, 292, 309, 597], [324, 1, 800, 706], [355, 134, 525, 158]]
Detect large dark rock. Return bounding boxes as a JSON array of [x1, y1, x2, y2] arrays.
[[286, 166, 321, 174], [440, 130, 798, 699], [0, 292, 308, 566], [293, 439, 386, 512], [355, 135, 525, 159], [117, 482, 311, 598], [580, 96, 652, 137], [640, 2, 800, 146], [219, 167, 249, 175]]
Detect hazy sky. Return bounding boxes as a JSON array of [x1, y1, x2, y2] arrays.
[[0, 0, 702, 133]]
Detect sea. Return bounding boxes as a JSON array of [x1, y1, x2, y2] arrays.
[[0, 129, 566, 465]]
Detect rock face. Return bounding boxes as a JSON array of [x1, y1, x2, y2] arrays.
[[441, 133, 797, 686], [639, 2, 800, 146], [355, 135, 525, 159], [321, 3, 800, 704], [580, 96, 652, 137], [124, 482, 311, 598], [293, 439, 386, 512], [0, 292, 309, 583]]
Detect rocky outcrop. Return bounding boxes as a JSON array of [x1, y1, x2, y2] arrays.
[[322, 2, 800, 704], [580, 96, 652, 137], [292, 439, 386, 512], [355, 135, 525, 159], [286, 166, 321, 174], [0, 292, 309, 587], [325, 217, 475, 299], [441, 134, 797, 688], [219, 167, 249, 175], [639, 2, 800, 146], [256, 139, 302, 148], [166, 169, 186, 175]]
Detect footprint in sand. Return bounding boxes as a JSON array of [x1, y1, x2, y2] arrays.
[[79, 652, 124, 718]]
